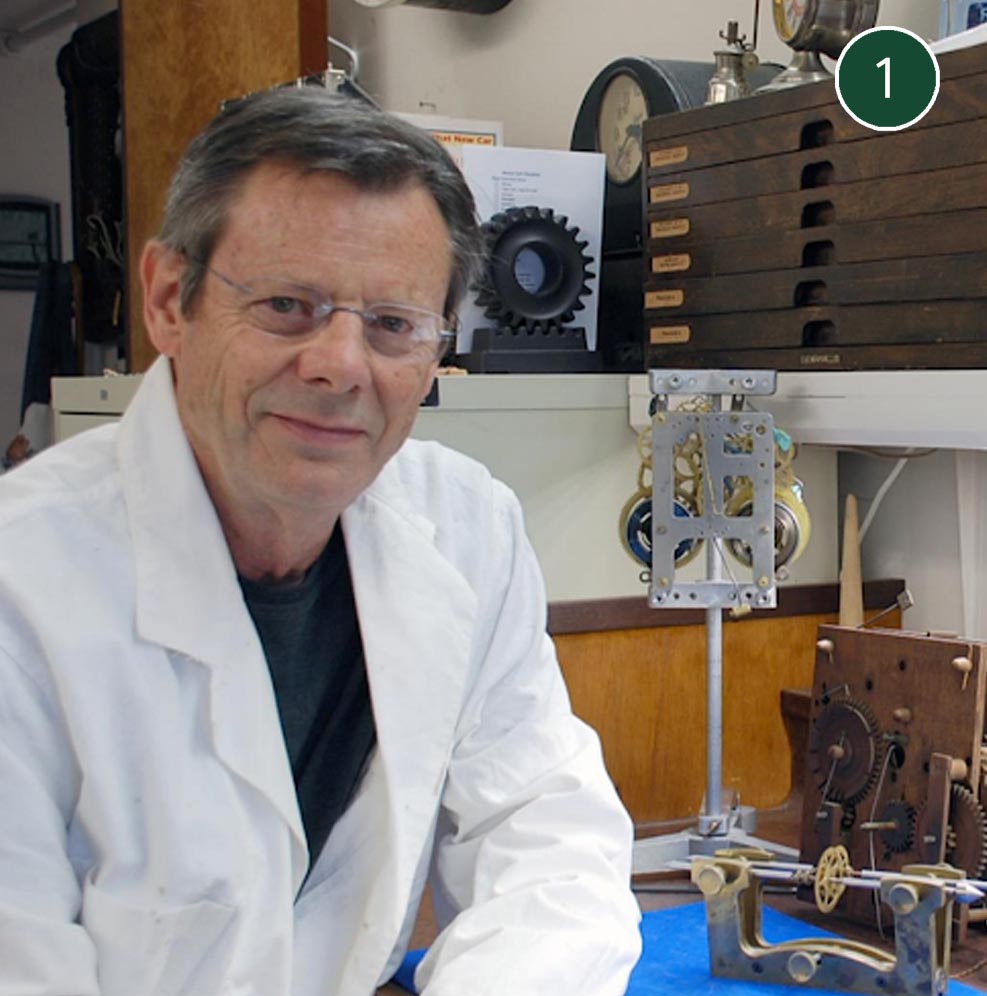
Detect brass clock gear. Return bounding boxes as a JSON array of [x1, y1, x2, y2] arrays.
[[814, 843, 851, 913], [809, 698, 882, 807], [945, 784, 987, 879]]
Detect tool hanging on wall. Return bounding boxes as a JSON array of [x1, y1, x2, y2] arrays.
[[221, 36, 378, 114]]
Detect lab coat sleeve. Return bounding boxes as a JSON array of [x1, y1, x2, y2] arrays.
[[416, 484, 642, 996], [0, 638, 100, 995]]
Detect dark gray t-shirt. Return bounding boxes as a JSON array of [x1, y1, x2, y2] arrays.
[[238, 526, 375, 869]]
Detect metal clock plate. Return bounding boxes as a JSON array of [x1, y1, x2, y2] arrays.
[[649, 409, 777, 610]]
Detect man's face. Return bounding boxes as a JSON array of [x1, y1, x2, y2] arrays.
[[145, 163, 453, 520]]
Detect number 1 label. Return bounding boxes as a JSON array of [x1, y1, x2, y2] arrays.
[[836, 26, 939, 132], [877, 56, 891, 99]]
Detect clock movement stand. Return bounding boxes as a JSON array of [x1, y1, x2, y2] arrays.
[[632, 369, 800, 876]]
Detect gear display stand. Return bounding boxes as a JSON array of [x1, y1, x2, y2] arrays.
[[456, 205, 603, 373], [633, 369, 800, 874]]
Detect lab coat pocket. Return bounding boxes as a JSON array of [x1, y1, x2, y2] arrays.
[[81, 879, 238, 996]]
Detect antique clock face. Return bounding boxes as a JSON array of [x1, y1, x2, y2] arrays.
[[596, 72, 648, 186], [770, 0, 878, 58], [773, 0, 813, 44], [571, 57, 692, 254]]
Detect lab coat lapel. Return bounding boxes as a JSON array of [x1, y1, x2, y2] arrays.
[[341, 469, 476, 951], [118, 358, 308, 890]]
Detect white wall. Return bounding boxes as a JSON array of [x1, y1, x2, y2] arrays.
[[0, 21, 76, 447], [329, 0, 937, 149], [840, 449, 965, 636], [413, 381, 838, 603]]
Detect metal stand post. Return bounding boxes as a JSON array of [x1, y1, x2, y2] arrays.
[[632, 370, 799, 874], [699, 529, 725, 837]]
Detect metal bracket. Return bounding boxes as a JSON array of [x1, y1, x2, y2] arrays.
[[692, 851, 960, 996], [649, 368, 777, 398]]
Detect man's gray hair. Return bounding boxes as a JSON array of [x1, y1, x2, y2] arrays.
[[158, 87, 484, 318]]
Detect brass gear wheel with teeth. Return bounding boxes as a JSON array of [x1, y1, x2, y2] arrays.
[[809, 697, 882, 807], [945, 784, 987, 879], [814, 844, 851, 913], [473, 206, 594, 333]]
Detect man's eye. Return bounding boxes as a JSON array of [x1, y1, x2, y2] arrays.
[[371, 312, 414, 336], [264, 296, 305, 315], [247, 295, 316, 336]]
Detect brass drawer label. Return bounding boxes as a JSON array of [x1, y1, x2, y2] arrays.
[[800, 352, 841, 367], [652, 253, 692, 274], [650, 182, 690, 204], [650, 218, 690, 239], [650, 325, 691, 344], [645, 289, 684, 309], [650, 145, 688, 168]]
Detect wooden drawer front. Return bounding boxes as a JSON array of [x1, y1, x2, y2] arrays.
[[646, 301, 987, 371], [647, 118, 987, 208], [641, 40, 987, 371], [647, 160, 987, 241], [648, 211, 987, 279], [643, 45, 987, 176], [644, 252, 987, 316]]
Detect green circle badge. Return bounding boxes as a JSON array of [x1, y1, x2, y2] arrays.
[[836, 26, 939, 132]]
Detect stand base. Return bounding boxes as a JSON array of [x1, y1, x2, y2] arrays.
[[757, 51, 832, 91], [456, 326, 603, 373], [632, 806, 800, 875]]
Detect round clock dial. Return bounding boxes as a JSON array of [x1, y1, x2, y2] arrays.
[[773, 0, 814, 45], [596, 72, 648, 185], [770, 0, 877, 59]]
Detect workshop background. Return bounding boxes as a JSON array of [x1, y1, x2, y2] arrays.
[[0, 0, 968, 639]]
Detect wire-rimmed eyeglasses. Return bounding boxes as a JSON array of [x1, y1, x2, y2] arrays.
[[197, 263, 457, 362]]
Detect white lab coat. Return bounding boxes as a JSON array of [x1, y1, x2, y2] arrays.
[[0, 357, 641, 996]]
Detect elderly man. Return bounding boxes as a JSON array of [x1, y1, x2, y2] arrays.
[[0, 89, 640, 995]]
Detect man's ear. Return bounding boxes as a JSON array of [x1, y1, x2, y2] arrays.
[[421, 361, 440, 403], [140, 241, 186, 359]]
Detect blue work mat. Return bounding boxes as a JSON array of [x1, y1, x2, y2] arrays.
[[390, 900, 983, 995]]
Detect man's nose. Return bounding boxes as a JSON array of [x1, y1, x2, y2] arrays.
[[294, 308, 373, 390]]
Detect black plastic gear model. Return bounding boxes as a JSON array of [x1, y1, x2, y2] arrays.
[[808, 697, 882, 807], [473, 206, 594, 334], [946, 784, 987, 879], [877, 800, 915, 854]]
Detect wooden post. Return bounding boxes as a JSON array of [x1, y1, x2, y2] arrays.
[[119, 0, 328, 372], [839, 493, 864, 628]]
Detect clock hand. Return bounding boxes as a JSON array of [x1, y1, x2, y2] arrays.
[[615, 121, 643, 166]]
